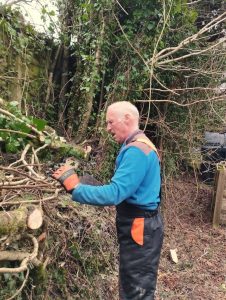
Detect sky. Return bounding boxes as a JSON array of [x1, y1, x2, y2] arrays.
[[0, 0, 58, 33]]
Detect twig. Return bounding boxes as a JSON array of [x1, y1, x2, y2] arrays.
[[1, 184, 51, 189], [31, 144, 49, 173], [6, 268, 30, 300], [0, 188, 61, 206], [115, 0, 128, 15], [0, 129, 36, 139], [5, 0, 33, 5], [0, 166, 53, 186], [0, 178, 29, 186], [187, 0, 202, 4], [9, 144, 45, 179]]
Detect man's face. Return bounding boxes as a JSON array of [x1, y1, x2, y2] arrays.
[[106, 109, 128, 143]]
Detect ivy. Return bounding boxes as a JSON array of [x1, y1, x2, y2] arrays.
[[0, 102, 47, 153]]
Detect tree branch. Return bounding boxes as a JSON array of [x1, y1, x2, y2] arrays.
[[157, 37, 226, 66], [136, 94, 226, 107], [153, 11, 226, 62], [0, 234, 38, 273]]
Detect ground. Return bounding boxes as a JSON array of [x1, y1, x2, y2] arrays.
[[157, 175, 226, 300], [1, 151, 226, 299]]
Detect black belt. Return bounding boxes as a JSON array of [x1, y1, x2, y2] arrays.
[[116, 201, 158, 218]]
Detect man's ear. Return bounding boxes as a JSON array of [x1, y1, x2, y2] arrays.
[[124, 113, 131, 123]]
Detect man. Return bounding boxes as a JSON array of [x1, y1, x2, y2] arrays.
[[52, 101, 164, 300]]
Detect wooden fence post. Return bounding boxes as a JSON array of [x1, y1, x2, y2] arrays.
[[212, 162, 226, 228]]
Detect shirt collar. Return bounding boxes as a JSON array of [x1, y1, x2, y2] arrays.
[[125, 129, 143, 145]]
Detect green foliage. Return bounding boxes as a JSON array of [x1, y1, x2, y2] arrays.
[[0, 101, 47, 153], [0, 267, 25, 300]]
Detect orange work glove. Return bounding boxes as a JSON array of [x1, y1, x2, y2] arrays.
[[52, 165, 80, 192]]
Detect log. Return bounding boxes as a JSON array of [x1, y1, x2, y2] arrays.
[[27, 206, 43, 229], [0, 205, 43, 235]]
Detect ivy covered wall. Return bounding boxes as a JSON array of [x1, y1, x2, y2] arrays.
[[0, 5, 52, 117]]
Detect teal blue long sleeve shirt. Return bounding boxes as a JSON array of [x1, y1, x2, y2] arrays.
[[72, 135, 161, 210]]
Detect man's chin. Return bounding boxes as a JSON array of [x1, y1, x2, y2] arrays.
[[112, 135, 119, 143], [115, 137, 123, 143], [110, 134, 122, 143]]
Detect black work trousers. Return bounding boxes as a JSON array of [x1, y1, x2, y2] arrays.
[[116, 213, 164, 300]]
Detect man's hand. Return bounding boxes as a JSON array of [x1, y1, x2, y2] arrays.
[[52, 165, 80, 193]]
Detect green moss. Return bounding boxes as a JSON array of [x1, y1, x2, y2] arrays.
[[31, 264, 48, 285]]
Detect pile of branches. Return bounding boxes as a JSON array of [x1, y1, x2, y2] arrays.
[[0, 144, 118, 299], [0, 143, 61, 299]]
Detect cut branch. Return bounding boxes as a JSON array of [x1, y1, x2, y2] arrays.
[[0, 205, 43, 235]]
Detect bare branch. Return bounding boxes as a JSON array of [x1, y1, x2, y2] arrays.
[[153, 11, 226, 62], [0, 189, 61, 206], [152, 73, 180, 95], [157, 37, 226, 66], [136, 94, 226, 107], [144, 1, 169, 128], [157, 65, 224, 75], [143, 87, 219, 92], [0, 166, 53, 186]]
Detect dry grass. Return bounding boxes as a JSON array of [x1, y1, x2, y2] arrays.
[[157, 176, 226, 300]]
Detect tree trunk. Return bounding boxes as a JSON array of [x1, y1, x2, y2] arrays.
[[11, 56, 22, 109], [45, 44, 62, 110], [58, 45, 69, 126], [75, 19, 105, 143]]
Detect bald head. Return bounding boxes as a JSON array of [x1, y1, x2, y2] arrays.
[[106, 101, 140, 143], [107, 101, 139, 122]]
